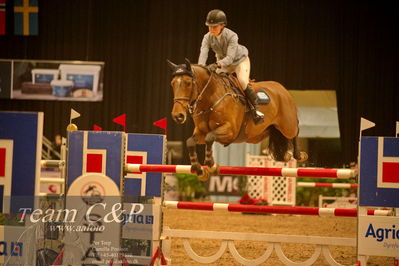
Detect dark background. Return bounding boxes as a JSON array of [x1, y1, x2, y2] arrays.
[[0, 0, 398, 165]]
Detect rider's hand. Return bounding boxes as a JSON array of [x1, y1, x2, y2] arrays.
[[208, 63, 218, 72]]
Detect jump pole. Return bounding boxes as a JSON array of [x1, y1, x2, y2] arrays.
[[42, 160, 357, 179], [164, 201, 391, 217], [297, 182, 358, 188], [125, 164, 357, 179]]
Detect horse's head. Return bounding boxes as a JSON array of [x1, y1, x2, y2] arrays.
[[167, 58, 198, 124]]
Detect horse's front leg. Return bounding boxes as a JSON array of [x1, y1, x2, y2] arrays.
[[186, 131, 208, 181], [204, 132, 219, 176], [203, 122, 236, 176]]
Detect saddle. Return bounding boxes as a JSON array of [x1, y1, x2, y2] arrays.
[[216, 72, 247, 105], [216, 72, 270, 105]]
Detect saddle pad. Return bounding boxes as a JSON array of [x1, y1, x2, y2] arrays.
[[257, 90, 270, 104]]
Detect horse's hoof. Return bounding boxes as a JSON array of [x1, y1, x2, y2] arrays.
[[198, 169, 210, 182], [284, 153, 292, 162], [191, 164, 202, 174], [296, 151, 308, 163], [208, 163, 219, 176]]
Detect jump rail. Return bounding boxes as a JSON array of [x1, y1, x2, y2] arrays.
[[164, 201, 391, 217], [125, 164, 357, 179], [41, 160, 357, 179], [297, 182, 358, 188], [41, 160, 65, 168]]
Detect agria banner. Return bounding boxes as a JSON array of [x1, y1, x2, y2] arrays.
[[358, 136, 399, 257], [358, 216, 399, 257]]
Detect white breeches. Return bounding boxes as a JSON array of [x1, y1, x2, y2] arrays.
[[218, 57, 250, 90]]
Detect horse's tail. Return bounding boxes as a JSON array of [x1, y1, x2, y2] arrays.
[[268, 125, 291, 161]]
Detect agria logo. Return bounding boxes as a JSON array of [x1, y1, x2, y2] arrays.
[[365, 223, 399, 242]]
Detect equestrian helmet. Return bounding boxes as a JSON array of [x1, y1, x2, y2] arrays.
[[205, 9, 227, 26]]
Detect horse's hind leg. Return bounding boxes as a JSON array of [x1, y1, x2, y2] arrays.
[[204, 132, 219, 175], [204, 132, 215, 166], [292, 136, 308, 163]]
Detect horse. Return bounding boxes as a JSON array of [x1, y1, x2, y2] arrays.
[[168, 58, 307, 180]]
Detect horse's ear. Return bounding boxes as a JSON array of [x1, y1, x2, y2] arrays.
[[166, 59, 177, 70], [184, 58, 192, 72]]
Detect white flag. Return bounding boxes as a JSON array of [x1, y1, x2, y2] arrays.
[[358, 117, 376, 165], [70, 109, 81, 121], [360, 117, 375, 132]]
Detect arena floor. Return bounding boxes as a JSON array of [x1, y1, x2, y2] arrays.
[[163, 208, 390, 265]]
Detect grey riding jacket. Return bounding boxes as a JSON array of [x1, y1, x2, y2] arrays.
[[198, 27, 248, 67]]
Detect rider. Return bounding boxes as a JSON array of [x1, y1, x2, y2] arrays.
[[198, 9, 264, 125]]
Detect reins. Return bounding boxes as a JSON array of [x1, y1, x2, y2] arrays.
[[189, 70, 213, 116], [192, 70, 245, 118]]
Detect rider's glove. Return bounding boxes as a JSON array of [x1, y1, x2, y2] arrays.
[[208, 63, 218, 72]]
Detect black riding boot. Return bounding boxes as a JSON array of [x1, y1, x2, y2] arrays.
[[244, 85, 264, 125]]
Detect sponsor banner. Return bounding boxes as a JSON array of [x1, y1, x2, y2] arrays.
[[40, 168, 62, 194], [1, 224, 36, 265], [0, 59, 104, 102], [2, 197, 63, 265], [0, 111, 43, 213], [121, 203, 155, 240], [121, 202, 159, 265], [124, 134, 165, 197], [207, 175, 241, 196], [65, 173, 121, 265], [2, 195, 160, 265], [67, 131, 124, 190], [359, 137, 399, 207], [358, 215, 399, 257], [39, 183, 61, 195]]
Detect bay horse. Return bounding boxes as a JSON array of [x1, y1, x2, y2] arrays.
[[168, 59, 307, 180]]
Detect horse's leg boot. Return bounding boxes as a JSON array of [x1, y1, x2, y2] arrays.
[[244, 85, 264, 125]]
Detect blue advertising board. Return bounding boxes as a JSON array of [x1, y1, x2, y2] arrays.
[[359, 137, 399, 208]]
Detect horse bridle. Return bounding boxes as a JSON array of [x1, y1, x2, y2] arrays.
[[173, 70, 214, 115], [173, 66, 243, 118], [172, 78, 197, 113]]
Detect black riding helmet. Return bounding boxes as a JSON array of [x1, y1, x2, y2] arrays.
[[205, 9, 227, 26]]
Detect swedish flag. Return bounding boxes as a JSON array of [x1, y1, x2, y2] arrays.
[[14, 0, 38, 36]]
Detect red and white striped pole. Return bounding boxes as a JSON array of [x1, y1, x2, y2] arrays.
[[164, 201, 391, 217], [297, 182, 358, 188], [125, 164, 357, 179]]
